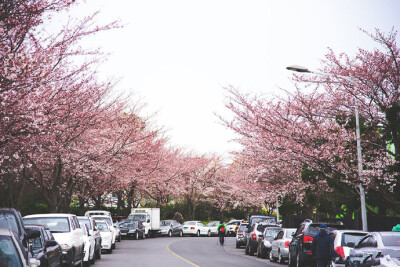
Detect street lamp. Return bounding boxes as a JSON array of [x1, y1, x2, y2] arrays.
[[286, 65, 368, 231]]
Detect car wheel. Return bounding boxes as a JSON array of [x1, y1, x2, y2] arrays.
[[257, 244, 261, 258], [179, 230, 183, 237], [118, 235, 121, 242], [142, 231, 145, 239], [278, 250, 285, 264], [96, 247, 101, 259], [168, 230, 172, 237], [111, 242, 115, 249], [196, 230, 200, 237], [249, 245, 254, 256]]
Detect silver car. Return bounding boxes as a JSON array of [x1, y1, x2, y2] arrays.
[[269, 228, 296, 264]]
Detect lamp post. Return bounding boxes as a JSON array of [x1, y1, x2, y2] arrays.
[[286, 65, 368, 231]]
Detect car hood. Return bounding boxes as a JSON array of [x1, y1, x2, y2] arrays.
[[52, 232, 73, 246]]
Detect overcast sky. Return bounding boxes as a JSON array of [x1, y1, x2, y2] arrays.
[[61, 0, 400, 160]]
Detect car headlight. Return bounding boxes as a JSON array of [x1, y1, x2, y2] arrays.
[[263, 240, 271, 247]]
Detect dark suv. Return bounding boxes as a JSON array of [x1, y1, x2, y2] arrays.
[[288, 219, 346, 267]]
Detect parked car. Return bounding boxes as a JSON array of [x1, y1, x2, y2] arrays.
[[77, 216, 102, 260], [329, 229, 368, 267], [269, 228, 296, 264], [182, 221, 211, 237], [226, 220, 243, 236], [91, 216, 117, 249], [245, 222, 271, 256], [288, 219, 346, 267], [206, 221, 220, 236], [113, 221, 121, 242], [23, 213, 84, 267], [119, 219, 145, 239], [158, 220, 183, 237], [79, 222, 95, 266], [0, 208, 40, 262], [25, 224, 62, 267], [236, 223, 249, 248], [257, 225, 282, 259], [96, 220, 113, 254], [0, 228, 41, 267], [346, 231, 400, 267], [244, 215, 277, 248]]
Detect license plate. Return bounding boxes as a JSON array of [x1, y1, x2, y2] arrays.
[[121, 233, 127, 235], [184, 227, 187, 229]]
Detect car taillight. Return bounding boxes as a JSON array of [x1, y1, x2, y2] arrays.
[[335, 246, 345, 258], [238, 231, 243, 235], [251, 232, 257, 240], [285, 241, 290, 248], [190, 227, 195, 230], [303, 235, 313, 244]]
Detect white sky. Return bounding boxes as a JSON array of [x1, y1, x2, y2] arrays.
[[62, 0, 400, 160]]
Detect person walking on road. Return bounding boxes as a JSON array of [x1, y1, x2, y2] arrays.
[[312, 224, 334, 267], [217, 221, 226, 245]]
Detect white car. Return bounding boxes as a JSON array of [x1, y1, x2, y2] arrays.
[[206, 221, 220, 236], [226, 220, 243, 236], [79, 222, 95, 266], [77, 216, 102, 260], [270, 228, 296, 264], [182, 221, 211, 237], [330, 229, 369, 266], [91, 215, 117, 249], [23, 213, 84, 267], [96, 220, 113, 254]]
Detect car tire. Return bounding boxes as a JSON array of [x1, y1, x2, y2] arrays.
[[278, 251, 285, 264], [118, 235, 121, 242], [249, 245, 254, 256], [168, 230, 172, 237], [257, 244, 261, 258], [96, 247, 101, 259], [111, 242, 115, 249], [196, 230, 200, 237]]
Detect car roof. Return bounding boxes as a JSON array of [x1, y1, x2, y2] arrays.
[[24, 213, 74, 218]]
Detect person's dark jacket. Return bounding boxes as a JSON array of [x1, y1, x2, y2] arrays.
[[312, 230, 333, 260]]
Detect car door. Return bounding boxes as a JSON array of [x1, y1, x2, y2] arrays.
[[289, 224, 305, 260], [43, 229, 61, 267], [272, 230, 284, 257]]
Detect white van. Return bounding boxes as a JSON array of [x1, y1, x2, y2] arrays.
[[23, 213, 84, 267]]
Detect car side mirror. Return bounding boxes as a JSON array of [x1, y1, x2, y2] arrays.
[[46, 240, 58, 248]]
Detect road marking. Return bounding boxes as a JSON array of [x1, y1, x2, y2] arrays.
[[166, 241, 200, 267]]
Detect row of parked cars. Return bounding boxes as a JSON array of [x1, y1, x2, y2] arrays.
[[0, 208, 153, 267], [235, 216, 400, 267]]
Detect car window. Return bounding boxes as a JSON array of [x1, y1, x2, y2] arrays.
[[358, 236, 376, 248], [93, 216, 112, 226], [0, 236, 23, 267], [0, 213, 20, 236], [341, 233, 368, 247], [295, 225, 305, 236], [24, 217, 70, 233], [161, 221, 171, 226], [264, 228, 281, 238], [78, 218, 91, 231], [96, 222, 109, 232], [382, 235, 400, 246], [276, 231, 284, 239]]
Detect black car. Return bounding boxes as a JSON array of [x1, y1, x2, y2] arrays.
[[158, 220, 183, 237], [119, 219, 145, 240], [257, 225, 282, 259], [25, 224, 62, 267], [288, 219, 346, 267]]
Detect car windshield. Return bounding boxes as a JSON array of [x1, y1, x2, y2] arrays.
[[93, 216, 112, 226], [265, 228, 282, 238], [96, 222, 109, 232], [128, 215, 146, 223], [24, 217, 70, 233], [0, 236, 23, 267], [79, 223, 88, 235], [184, 222, 196, 225], [307, 224, 345, 235], [382, 235, 400, 246], [0, 213, 20, 236], [207, 222, 218, 227], [161, 221, 171, 226], [252, 217, 276, 226], [30, 234, 43, 252], [341, 233, 368, 247], [286, 229, 296, 238]]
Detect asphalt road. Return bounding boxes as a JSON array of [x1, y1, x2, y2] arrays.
[[95, 236, 284, 267]]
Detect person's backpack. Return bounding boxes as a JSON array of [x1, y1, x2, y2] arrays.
[[220, 226, 225, 232]]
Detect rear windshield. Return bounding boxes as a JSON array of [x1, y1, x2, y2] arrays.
[[306, 224, 346, 235], [265, 228, 282, 238], [382, 235, 400, 246], [341, 233, 368, 247], [23, 217, 70, 233], [92, 216, 112, 226], [78, 218, 92, 230], [96, 222, 109, 232], [257, 225, 267, 232], [238, 224, 248, 231]]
